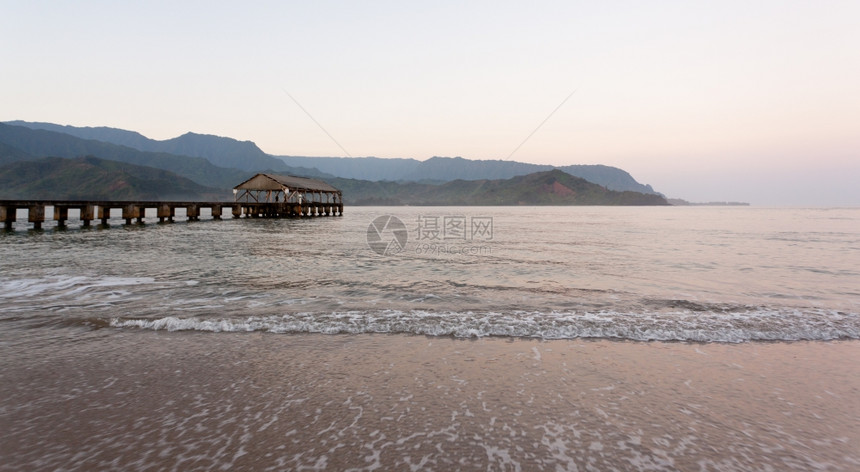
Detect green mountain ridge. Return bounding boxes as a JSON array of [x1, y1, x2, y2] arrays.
[[279, 155, 658, 195], [0, 121, 666, 205], [0, 123, 253, 189], [0, 141, 34, 166], [0, 156, 224, 201], [4, 121, 291, 173], [0, 154, 667, 206], [5, 121, 659, 195], [331, 169, 667, 206]]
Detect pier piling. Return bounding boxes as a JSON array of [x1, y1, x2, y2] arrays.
[[53, 206, 69, 227], [157, 204, 174, 223], [98, 206, 110, 226], [187, 204, 200, 221], [28, 204, 45, 230], [81, 205, 94, 227], [1, 205, 17, 230], [122, 205, 140, 225], [0, 199, 342, 231]]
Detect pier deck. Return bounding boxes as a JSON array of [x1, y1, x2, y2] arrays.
[[0, 200, 343, 230]]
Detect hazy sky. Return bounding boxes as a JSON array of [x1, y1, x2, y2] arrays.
[[2, 1, 858, 205]]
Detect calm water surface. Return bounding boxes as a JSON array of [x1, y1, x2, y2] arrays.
[[2, 206, 857, 341], [1, 206, 859, 470]]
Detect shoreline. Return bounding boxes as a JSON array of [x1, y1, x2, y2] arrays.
[[3, 331, 858, 471]]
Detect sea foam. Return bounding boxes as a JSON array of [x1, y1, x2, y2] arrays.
[[0, 275, 157, 299], [109, 308, 860, 343]]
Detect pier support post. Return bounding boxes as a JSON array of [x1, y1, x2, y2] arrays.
[[28, 204, 45, 230], [231, 204, 241, 218], [53, 206, 69, 227], [98, 206, 110, 225], [211, 204, 222, 220], [1, 205, 16, 230], [81, 205, 94, 227], [187, 204, 200, 221], [157, 204, 174, 223], [1, 205, 15, 230], [122, 205, 140, 225]]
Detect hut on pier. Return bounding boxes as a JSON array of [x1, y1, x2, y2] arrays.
[[233, 173, 343, 216]]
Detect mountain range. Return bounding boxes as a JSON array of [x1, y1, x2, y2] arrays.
[[0, 156, 222, 201], [5, 121, 658, 194], [329, 170, 666, 206], [0, 123, 254, 189], [0, 121, 667, 205], [4, 120, 293, 173], [278, 155, 657, 195]]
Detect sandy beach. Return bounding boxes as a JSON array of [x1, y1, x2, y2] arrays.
[[2, 331, 858, 471]]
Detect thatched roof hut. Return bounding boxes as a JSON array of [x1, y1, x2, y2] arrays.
[[233, 174, 341, 204]]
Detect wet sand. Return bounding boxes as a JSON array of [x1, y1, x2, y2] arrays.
[[1, 332, 858, 471]]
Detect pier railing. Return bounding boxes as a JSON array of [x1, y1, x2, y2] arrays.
[[0, 200, 344, 230]]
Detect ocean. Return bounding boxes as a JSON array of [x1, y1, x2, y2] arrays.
[[1, 206, 858, 470]]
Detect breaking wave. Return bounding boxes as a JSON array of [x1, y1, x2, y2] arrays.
[[110, 309, 860, 343]]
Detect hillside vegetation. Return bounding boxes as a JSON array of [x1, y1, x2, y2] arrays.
[[6, 121, 660, 194], [0, 121, 667, 205], [0, 156, 223, 201], [333, 170, 667, 206]]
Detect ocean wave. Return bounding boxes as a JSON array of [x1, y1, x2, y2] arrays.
[[0, 275, 158, 299], [109, 309, 860, 343]]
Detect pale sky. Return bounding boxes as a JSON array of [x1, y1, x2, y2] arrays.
[[2, 0, 858, 205]]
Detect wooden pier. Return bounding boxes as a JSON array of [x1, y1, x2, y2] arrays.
[[0, 200, 343, 230], [1, 173, 345, 230]]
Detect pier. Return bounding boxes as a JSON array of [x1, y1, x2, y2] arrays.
[[0, 200, 343, 230], [1, 173, 344, 230]]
